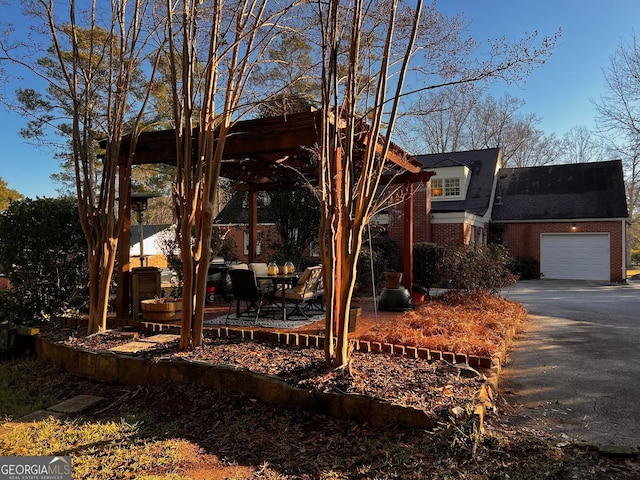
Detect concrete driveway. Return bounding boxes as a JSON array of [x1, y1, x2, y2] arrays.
[[499, 279, 640, 448]]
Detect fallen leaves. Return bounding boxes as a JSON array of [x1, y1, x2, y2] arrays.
[[359, 292, 527, 357]]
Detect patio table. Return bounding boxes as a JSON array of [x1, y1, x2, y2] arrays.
[[256, 272, 300, 321]]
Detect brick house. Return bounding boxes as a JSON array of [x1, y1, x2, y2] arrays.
[[384, 148, 501, 257], [386, 148, 629, 283], [215, 147, 629, 283], [492, 161, 629, 282]]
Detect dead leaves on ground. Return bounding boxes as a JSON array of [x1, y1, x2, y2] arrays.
[[360, 292, 527, 357]]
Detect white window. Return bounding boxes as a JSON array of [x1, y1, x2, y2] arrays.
[[243, 232, 261, 255], [431, 178, 461, 198]]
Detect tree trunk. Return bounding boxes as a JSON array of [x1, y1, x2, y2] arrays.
[[179, 215, 195, 350]]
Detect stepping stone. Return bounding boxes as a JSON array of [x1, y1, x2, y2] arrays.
[[13, 410, 65, 422], [109, 341, 158, 354], [47, 394, 105, 414], [140, 334, 180, 344]]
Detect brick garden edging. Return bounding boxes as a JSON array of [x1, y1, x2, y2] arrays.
[[49, 314, 513, 429], [54, 314, 499, 370], [34, 333, 496, 431]]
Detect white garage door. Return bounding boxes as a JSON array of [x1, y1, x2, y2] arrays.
[[540, 233, 610, 281]]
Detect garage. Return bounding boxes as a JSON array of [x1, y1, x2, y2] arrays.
[[540, 233, 610, 281]]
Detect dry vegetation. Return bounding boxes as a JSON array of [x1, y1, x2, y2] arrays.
[[2, 293, 639, 478], [359, 292, 527, 357]]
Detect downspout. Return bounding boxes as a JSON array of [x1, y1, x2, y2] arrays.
[[622, 219, 628, 283]]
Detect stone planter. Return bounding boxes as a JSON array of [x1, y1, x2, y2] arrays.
[[140, 298, 182, 322]]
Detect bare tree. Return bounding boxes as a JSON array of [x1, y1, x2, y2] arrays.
[[404, 89, 560, 167], [0, 0, 162, 333], [594, 31, 640, 254], [559, 125, 607, 164], [164, 0, 292, 349], [403, 84, 481, 153], [316, 0, 558, 368], [317, 0, 424, 368]]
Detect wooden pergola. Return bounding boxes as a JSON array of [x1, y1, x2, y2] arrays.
[[115, 110, 434, 317]]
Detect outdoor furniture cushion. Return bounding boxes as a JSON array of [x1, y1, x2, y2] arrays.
[[249, 262, 274, 292], [249, 262, 269, 276], [285, 265, 322, 299], [229, 263, 249, 270]]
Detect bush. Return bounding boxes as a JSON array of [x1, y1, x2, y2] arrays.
[[441, 244, 517, 294], [413, 243, 517, 295], [413, 243, 445, 291], [0, 197, 89, 324], [510, 256, 538, 280], [355, 235, 401, 294]]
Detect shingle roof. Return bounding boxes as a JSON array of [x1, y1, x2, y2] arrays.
[[214, 193, 272, 225], [415, 148, 501, 217], [492, 160, 629, 221]]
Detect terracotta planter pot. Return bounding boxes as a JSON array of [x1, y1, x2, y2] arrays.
[[349, 307, 362, 333], [384, 272, 403, 289], [140, 299, 182, 322], [412, 292, 425, 304]]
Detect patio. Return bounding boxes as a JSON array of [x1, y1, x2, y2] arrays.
[[141, 295, 399, 341], [112, 110, 434, 320]]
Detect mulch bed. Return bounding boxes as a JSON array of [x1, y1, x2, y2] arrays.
[[41, 327, 486, 417]]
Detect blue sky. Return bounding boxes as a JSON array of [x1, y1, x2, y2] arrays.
[[1, 0, 639, 198]]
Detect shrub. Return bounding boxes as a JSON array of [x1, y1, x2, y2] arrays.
[[355, 234, 400, 294], [510, 256, 538, 280], [0, 197, 89, 324], [413, 243, 517, 295], [441, 244, 517, 294], [413, 242, 445, 291]]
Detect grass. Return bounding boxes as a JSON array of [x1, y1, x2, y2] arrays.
[[1, 293, 638, 479], [360, 292, 527, 357], [0, 358, 69, 417], [2, 359, 637, 479]]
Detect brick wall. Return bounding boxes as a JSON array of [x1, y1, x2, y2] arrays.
[[385, 185, 432, 247], [431, 223, 465, 245], [500, 221, 625, 282], [224, 225, 281, 263]]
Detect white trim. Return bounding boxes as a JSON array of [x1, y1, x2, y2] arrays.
[[243, 231, 261, 256], [622, 219, 627, 281], [430, 166, 471, 201], [431, 211, 485, 228], [495, 217, 628, 224]]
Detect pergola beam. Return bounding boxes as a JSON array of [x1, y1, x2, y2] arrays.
[[114, 110, 431, 316]]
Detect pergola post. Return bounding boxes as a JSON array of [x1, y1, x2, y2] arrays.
[[110, 111, 431, 318], [116, 164, 132, 318], [403, 182, 414, 293], [248, 190, 258, 262]]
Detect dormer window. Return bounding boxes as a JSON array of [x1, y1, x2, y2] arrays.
[[429, 165, 471, 200], [431, 177, 461, 198]]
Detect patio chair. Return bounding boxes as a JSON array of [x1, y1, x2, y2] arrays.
[[249, 262, 275, 295], [283, 265, 323, 319], [226, 268, 271, 323], [306, 269, 325, 314]]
